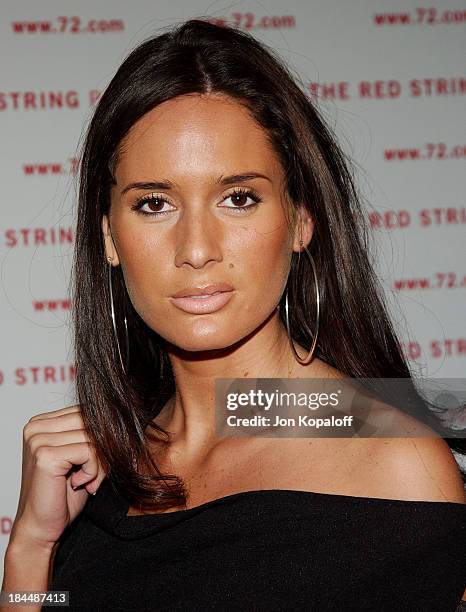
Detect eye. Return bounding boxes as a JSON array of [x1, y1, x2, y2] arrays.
[[130, 187, 262, 218], [220, 188, 262, 213], [131, 194, 175, 217]]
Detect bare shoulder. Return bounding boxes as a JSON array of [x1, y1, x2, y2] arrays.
[[361, 395, 465, 503], [367, 434, 466, 504], [275, 429, 466, 504], [284, 361, 466, 504]]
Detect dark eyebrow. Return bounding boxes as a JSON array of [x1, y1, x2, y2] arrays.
[[120, 172, 271, 196]]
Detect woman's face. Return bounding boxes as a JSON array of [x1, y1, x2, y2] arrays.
[[103, 93, 312, 351]]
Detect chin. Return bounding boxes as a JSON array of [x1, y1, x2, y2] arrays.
[[167, 335, 236, 354], [163, 319, 250, 354]]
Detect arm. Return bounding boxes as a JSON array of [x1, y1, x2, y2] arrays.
[[1, 405, 106, 611], [1, 537, 58, 612]]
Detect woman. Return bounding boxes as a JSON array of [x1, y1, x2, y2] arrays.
[[2, 18, 465, 612]]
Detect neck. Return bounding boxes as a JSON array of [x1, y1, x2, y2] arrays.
[[155, 310, 320, 456]]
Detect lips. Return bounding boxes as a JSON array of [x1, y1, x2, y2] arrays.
[[171, 283, 234, 298], [169, 284, 235, 314]]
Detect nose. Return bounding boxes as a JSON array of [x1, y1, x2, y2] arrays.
[[174, 204, 223, 270]]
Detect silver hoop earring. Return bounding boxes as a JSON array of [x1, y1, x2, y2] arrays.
[[107, 257, 129, 374], [284, 240, 320, 365]]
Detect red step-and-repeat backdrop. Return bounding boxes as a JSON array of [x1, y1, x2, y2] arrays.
[[1, 0, 465, 576]]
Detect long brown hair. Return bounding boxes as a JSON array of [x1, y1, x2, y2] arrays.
[[72, 17, 465, 511]]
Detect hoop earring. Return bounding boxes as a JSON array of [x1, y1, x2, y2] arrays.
[[107, 257, 129, 374], [284, 240, 320, 365]]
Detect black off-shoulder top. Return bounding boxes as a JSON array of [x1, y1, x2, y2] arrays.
[[45, 477, 466, 611]]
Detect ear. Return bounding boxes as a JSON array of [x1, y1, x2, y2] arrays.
[[101, 215, 120, 266], [292, 206, 314, 252]]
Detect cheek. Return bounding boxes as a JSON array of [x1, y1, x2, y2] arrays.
[[227, 223, 291, 305], [115, 230, 165, 314]]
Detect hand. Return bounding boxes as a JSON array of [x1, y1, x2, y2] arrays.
[[8, 405, 107, 551]]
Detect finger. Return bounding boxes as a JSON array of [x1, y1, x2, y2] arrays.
[[69, 449, 102, 491], [27, 431, 100, 490], [81, 463, 108, 495], [24, 412, 85, 440], [35, 442, 99, 482], [27, 429, 90, 456], [28, 405, 80, 422]]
